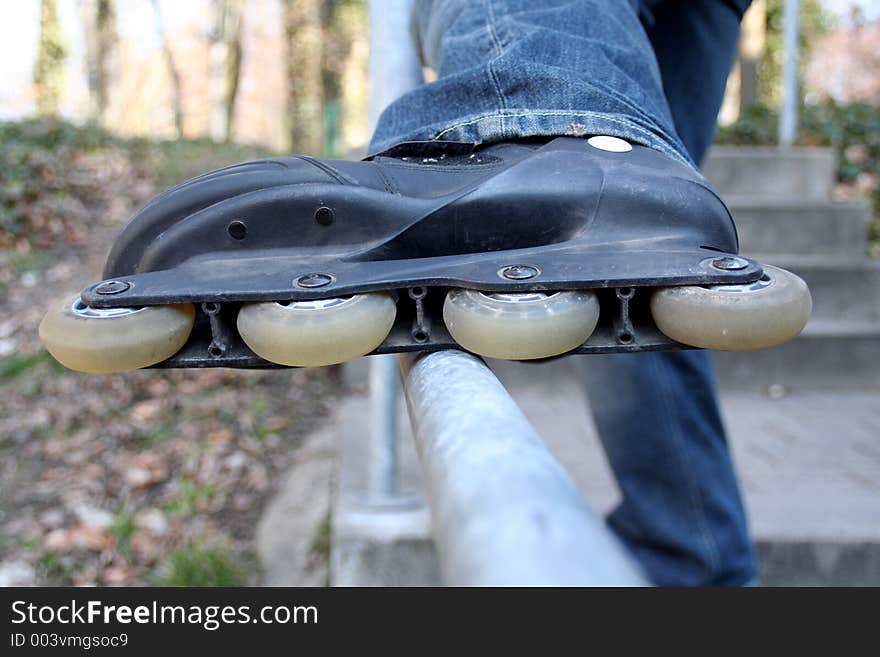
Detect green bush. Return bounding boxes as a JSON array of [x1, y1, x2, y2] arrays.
[[0, 117, 273, 249], [132, 138, 272, 191], [716, 102, 880, 253], [715, 105, 781, 146], [0, 117, 120, 247], [0, 116, 119, 151], [716, 102, 880, 154], [158, 545, 244, 587]]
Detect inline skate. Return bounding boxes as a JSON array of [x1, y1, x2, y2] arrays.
[[39, 136, 812, 373]]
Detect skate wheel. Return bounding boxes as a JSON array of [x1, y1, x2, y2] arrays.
[[237, 293, 396, 367], [39, 297, 195, 373], [443, 289, 599, 360], [650, 265, 811, 350]]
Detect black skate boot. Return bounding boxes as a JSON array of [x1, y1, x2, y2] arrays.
[[40, 136, 811, 373]]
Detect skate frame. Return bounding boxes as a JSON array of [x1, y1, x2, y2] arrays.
[[149, 284, 692, 369]]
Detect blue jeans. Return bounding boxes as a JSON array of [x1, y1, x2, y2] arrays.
[[371, 0, 757, 585]]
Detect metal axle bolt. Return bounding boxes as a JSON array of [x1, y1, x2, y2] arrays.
[[295, 273, 334, 288], [500, 264, 540, 281], [314, 206, 335, 226], [711, 256, 749, 271], [95, 280, 131, 295]]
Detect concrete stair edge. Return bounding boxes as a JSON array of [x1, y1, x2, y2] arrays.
[[707, 145, 836, 159], [728, 199, 872, 256], [704, 145, 838, 202]]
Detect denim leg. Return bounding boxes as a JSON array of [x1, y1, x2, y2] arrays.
[[574, 352, 755, 586], [370, 0, 691, 164], [644, 0, 752, 164], [578, 0, 757, 586]]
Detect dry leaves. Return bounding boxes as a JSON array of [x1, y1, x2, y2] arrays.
[[0, 147, 340, 585]]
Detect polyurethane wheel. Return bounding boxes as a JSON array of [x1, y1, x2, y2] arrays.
[[236, 292, 396, 367], [443, 289, 600, 360], [39, 297, 195, 373], [650, 265, 811, 351]]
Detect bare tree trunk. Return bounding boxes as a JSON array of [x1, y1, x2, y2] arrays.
[[33, 0, 67, 116], [282, 0, 324, 154], [209, 0, 244, 143], [82, 0, 117, 122], [150, 0, 184, 138], [321, 0, 351, 156], [223, 1, 244, 142]]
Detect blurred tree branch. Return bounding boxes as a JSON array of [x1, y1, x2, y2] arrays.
[[321, 0, 366, 156], [33, 0, 67, 116], [760, 0, 828, 107], [282, 0, 324, 153], [82, 0, 117, 123], [209, 0, 244, 143], [150, 0, 185, 138]]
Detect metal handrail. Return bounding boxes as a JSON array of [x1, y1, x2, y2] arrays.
[[367, 0, 645, 585], [779, 0, 801, 146], [366, 0, 424, 504], [399, 351, 646, 586]]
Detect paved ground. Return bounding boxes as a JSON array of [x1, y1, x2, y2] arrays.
[[488, 358, 880, 544], [256, 421, 338, 586], [260, 356, 880, 585]]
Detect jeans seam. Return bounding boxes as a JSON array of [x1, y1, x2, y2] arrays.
[[434, 109, 649, 135], [430, 109, 671, 153], [650, 354, 722, 577], [430, 109, 692, 165], [483, 0, 508, 136]]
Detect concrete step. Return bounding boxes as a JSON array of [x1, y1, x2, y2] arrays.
[[756, 540, 880, 586], [714, 318, 880, 391], [748, 254, 880, 323], [704, 146, 836, 201], [331, 364, 880, 586], [729, 198, 872, 256]]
